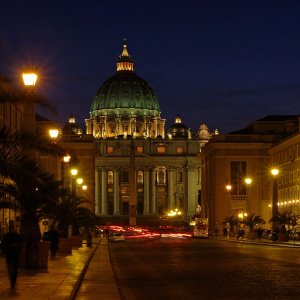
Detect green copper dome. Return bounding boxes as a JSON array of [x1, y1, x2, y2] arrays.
[[90, 41, 161, 119]]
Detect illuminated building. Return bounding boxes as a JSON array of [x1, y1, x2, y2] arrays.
[[200, 115, 300, 234], [35, 41, 213, 221]]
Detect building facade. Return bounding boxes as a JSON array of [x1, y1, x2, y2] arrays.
[[200, 115, 300, 234], [35, 41, 213, 222]]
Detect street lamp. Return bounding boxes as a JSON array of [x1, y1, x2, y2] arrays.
[[61, 155, 71, 188], [70, 168, 78, 196], [271, 168, 279, 233], [244, 177, 252, 212], [49, 129, 59, 143], [22, 72, 38, 87]]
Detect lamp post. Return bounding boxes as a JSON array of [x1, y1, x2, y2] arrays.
[[61, 155, 71, 188], [225, 184, 232, 215], [22, 71, 38, 135], [70, 168, 78, 196], [244, 177, 252, 212], [271, 168, 279, 232]]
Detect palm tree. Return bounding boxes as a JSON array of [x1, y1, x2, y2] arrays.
[[45, 189, 95, 238], [243, 213, 265, 240], [243, 213, 265, 232], [222, 215, 238, 237], [270, 211, 296, 233], [2, 156, 61, 268]]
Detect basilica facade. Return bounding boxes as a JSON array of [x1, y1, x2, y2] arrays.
[[79, 41, 213, 220]]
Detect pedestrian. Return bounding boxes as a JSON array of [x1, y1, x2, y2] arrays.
[[47, 225, 59, 258], [223, 226, 228, 237], [2, 222, 22, 291]]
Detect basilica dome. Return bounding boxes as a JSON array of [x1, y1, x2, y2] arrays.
[[86, 41, 165, 139], [90, 41, 161, 119], [168, 115, 190, 139]]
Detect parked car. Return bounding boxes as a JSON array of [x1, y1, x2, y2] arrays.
[[109, 232, 125, 242]]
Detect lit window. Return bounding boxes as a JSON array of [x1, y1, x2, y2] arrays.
[[107, 146, 113, 153], [157, 146, 165, 153], [137, 146, 143, 153], [137, 171, 143, 184], [176, 147, 183, 154], [108, 171, 114, 184]]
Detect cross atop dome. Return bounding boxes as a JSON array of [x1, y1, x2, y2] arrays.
[[117, 39, 134, 72]]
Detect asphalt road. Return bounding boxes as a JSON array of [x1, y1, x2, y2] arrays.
[[109, 237, 300, 300]]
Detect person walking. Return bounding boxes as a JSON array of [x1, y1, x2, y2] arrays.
[[47, 225, 59, 258], [2, 222, 22, 291]]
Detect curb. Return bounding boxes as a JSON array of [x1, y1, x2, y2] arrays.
[[70, 240, 101, 300], [219, 237, 300, 248]]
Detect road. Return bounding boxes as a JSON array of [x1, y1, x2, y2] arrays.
[[109, 237, 300, 300]]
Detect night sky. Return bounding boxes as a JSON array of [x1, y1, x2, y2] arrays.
[[1, 0, 300, 133]]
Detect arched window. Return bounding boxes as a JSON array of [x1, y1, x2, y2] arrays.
[[107, 171, 113, 184], [137, 171, 143, 184], [158, 170, 166, 184]]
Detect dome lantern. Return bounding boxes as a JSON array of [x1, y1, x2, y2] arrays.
[[116, 39, 134, 72]]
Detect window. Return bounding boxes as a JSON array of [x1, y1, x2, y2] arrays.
[[158, 170, 166, 184], [176, 147, 183, 154], [230, 161, 247, 195], [121, 171, 129, 183], [107, 146, 113, 153], [107, 171, 113, 184], [137, 171, 143, 184], [137, 146, 143, 153], [157, 146, 166, 153]]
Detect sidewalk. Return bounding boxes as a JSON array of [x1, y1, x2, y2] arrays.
[[218, 236, 300, 248], [0, 237, 120, 300]]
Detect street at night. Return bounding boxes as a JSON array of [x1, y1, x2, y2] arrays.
[[109, 237, 300, 300]]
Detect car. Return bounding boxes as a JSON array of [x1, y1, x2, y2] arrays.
[[109, 232, 125, 242]]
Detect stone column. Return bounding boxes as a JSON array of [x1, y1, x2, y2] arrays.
[[95, 167, 100, 215], [143, 168, 150, 215], [113, 168, 120, 215], [151, 168, 156, 213], [101, 168, 107, 214], [168, 167, 175, 209]]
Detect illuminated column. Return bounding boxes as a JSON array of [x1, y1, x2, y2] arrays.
[[151, 168, 156, 213], [168, 167, 175, 210], [113, 168, 120, 214], [101, 168, 107, 214], [143, 168, 150, 214], [95, 168, 100, 215]]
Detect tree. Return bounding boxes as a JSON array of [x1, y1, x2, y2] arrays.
[[1, 156, 61, 268], [45, 189, 96, 238], [243, 213, 265, 232], [269, 211, 296, 233]]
